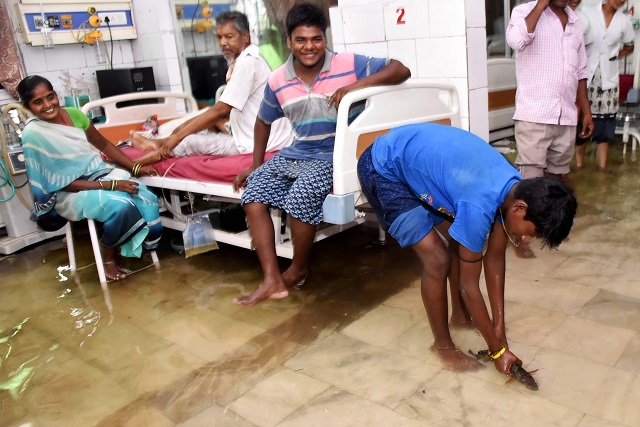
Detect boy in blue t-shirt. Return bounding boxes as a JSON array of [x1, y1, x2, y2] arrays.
[[358, 123, 577, 375]]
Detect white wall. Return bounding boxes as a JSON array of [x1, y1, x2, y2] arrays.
[[5, 0, 187, 104], [332, 0, 489, 140]]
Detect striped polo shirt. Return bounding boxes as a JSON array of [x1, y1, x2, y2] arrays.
[[258, 49, 388, 162]]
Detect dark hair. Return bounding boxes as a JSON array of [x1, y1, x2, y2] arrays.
[[285, 3, 327, 37], [215, 11, 250, 35], [17, 75, 53, 108], [514, 177, 577, 249]]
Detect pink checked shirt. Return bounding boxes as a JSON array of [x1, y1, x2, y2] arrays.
[[507, 3, 587, 126]]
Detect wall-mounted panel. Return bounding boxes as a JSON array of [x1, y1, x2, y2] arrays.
[[17, 2, 136, 46]]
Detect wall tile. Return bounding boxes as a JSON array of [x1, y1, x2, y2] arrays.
[[151, 59, 169, 88], [131, 2, 159, 36], [416, 37, 467, 78], [342, 5, 385, 44], [333, 43, 347, 53], [20, 46, 47, 73], [465, 0, 487, 28], [338, 0, 381, 5], [329, 7, 345, 45], [388, 40, 417, 78], [468, 87, 489, 140], [166, 58, 182, 87], [467, 27, 488, 90], [44, 44, 86, 71], [448, 76, 469, 122], [383, 0, 429, 41], [162, 33, 178, 60], [346, 42, 388, 58], [429, 0, 466, 37]]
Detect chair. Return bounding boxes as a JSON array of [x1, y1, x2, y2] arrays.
[[66, 219, 159, 284]]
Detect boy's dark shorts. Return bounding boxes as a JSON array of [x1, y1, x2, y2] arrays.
[[357, 146, 443, 247], [576, 116, 616, 145]]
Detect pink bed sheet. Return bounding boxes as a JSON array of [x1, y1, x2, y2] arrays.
[[121, 147, 276, 184]]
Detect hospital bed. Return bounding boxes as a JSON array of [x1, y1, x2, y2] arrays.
[[82, 81, 461, 258]]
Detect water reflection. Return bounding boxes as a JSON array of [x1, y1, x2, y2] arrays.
[[0, 139, 639, 425]]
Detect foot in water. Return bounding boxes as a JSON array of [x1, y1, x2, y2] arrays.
[[233, 282, 288, 306], [103, 261, 127, 281], [130, 131, 160, 151], [431, 345, 485, 371]]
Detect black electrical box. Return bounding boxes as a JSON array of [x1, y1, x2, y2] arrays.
[[186, 55, 228, 102], [96, 67, 157, 107]]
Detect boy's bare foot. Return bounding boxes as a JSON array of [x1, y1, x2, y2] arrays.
[[130, 131, 160, 151], [515, 241, 535, 259], [431, 345, 485, 371], [282, 268, 308, 289], [233, 282, 288, 306]]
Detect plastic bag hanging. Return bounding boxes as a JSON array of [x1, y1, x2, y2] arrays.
[[182, 213, 219, 258]]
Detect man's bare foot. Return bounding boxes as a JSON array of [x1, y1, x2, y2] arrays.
[[103, 261, 126, 281], [282, 268, 308, 289], [431, 345, 485, 371], [233, 282, 288, 306], [130, 131, 161, 151], [515, 242, 535, 259]]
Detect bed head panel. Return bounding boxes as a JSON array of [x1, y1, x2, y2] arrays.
[[81, 91, 198, 142], [332, 80, 460, 197]]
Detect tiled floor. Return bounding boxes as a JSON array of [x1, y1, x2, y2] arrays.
[[1, 143, 639, 426]]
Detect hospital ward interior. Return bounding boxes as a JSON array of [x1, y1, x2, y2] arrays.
[[1, 0, 640, 425]]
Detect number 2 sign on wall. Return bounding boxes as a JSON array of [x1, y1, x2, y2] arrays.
[[396, 7, 406, 25]]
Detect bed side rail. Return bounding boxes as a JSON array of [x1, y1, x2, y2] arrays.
[[332, 80, 460, 198]]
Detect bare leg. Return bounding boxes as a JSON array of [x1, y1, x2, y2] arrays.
[[596, 142, 608, 171], [448, 252, 474, 329], [412, 231, 484, 371], [575, 143, 586, 168], [281, 217, 316, 288], [130, 132, 167, 151], [234, 203, 289, 306], [101, 244, 126, 280]]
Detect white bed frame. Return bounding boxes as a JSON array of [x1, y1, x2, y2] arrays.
[[487, 58, 516, 142], [82, 81, 461, 258]]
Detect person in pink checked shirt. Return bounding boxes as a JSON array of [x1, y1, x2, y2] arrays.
[[506, 0, 593, 258]]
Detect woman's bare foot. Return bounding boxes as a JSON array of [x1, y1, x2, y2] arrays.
[[515, 241, 535, 259], [130, 131, 161, 151], [233, 281, 288, 306], [103, 261, 127, 281], [431, 345, 485, 371]]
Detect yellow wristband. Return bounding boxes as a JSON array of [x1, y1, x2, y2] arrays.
[[111, 180, 117, 191], [489, 346, 507, 360]]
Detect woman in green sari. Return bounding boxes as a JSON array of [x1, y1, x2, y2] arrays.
[[18, 75, 162, 281]]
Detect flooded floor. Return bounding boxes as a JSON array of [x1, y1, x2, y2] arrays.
[[1, 140, 640, 427]]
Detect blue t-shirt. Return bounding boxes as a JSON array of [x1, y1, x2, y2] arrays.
[[371, 123, 521, 253]]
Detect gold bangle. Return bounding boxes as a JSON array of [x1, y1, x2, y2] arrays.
[[489, 346, 507, 360], [132, 162, 141, 177], [111, 180, 117, 191], [98, 180, 105, 190]]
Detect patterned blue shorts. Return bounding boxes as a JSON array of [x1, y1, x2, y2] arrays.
[[240, 155, 334, 225]]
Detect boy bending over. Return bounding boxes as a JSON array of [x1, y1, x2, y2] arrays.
[[358, 123, 577, 373]]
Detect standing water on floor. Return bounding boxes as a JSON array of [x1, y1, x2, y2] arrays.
[[1, 139, 639, 426]]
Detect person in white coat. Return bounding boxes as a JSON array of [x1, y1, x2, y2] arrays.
[[576, 0, 634, 171]]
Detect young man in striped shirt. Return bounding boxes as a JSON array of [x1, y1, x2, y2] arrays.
[[232, 3, 411, 306]]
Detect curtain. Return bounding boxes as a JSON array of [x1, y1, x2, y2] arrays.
[[0, 0, 23, 99]]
